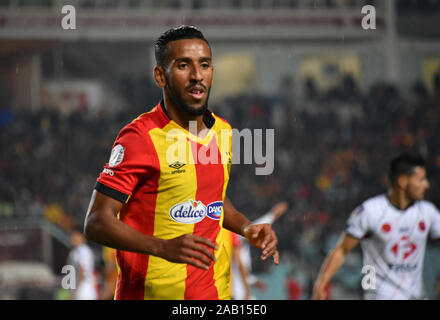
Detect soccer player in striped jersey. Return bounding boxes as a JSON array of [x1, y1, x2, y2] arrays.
[[83, 26, 279, 300], [313, 153, 440, 300]]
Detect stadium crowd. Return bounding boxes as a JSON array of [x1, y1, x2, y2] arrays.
[[1, 71, 440, 298]]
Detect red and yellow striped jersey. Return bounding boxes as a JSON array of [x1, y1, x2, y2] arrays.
[[221, 229, 241, 298], [95, 101, 233, 300]]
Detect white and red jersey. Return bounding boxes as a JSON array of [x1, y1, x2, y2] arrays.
[[67, 244, 98, 300], [346, 194, 440, 300]]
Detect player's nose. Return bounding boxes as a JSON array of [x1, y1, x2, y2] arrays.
[[190, 65, 203, 81]]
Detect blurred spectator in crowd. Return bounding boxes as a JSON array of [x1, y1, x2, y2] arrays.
[[66, 228, 98, 300], [231, 202, 288, 299]]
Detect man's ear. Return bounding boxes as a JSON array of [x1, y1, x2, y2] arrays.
[[154, 65, 166, 88], [396, 175, 408, 189]]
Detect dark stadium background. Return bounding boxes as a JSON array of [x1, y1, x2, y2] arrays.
[[0, 0, 439, 300]]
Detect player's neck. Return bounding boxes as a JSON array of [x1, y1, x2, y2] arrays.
[[387, 189, 413, 211], [162, 97, 208, 136]]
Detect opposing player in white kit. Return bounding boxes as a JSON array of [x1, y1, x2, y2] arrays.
[[232, 201, 288, 300], [67, 229, 98, 300], [313, 153, 440, 300]]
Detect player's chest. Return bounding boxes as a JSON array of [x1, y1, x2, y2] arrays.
[[373, 212, 429, 240], [149, 131, 230, 187], [372, 212, 429, 259]]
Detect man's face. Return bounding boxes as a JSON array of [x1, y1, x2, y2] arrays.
[[71, 231, 83, 247], [161, 38, 213, 116], [405, 166, 430, 201]]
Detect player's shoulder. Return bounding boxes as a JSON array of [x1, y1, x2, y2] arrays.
[[119, 104, 168, 135], [73, 245, 90, 259], [129, 105, 168, 130], [211, 111, 232, 130], [349, 194, 388, 220], [347, 195, 387, 230], [78, 244, 92, 254], [361, 194, 388, 211], [416, 200, 440, 214]]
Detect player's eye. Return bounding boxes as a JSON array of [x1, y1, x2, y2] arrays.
[[201, 63, 210, 69], [177, 63, 188, 69]]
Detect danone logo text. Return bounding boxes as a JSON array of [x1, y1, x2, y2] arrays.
[[169, 200, 223, 224]]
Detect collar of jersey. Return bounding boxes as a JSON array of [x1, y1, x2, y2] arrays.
[[158, 100, 218, 146], [384, 193, 417, 213]]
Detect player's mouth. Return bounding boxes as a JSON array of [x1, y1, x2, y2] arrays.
[[187, 86, 205, 100]]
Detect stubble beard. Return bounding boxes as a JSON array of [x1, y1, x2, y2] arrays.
[[165, 76, 210, 117], [405, 186, 424, 202]]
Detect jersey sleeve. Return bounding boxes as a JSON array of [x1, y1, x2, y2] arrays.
[[345, 204, 370, 239], [95, 122, 152, 203], [428, 203, 440, 240]]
